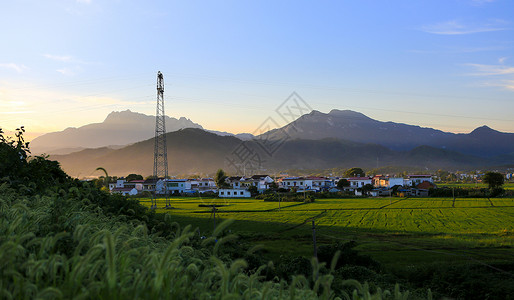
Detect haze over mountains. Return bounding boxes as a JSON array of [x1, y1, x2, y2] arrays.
[[41, 109, 514, 177]]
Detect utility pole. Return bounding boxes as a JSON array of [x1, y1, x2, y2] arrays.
[[152, 71, 169, 209], [312, 220, 317, 259]]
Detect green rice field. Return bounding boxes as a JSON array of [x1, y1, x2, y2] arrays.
[[139, 196, 514, 269]]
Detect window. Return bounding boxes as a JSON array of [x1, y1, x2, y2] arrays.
[[221, 191, 224, 195], [240, 191, 243, 195], [228, 191, 231, 195]]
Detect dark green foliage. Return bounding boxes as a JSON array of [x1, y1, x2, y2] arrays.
[[344, 167, 365, 177], [482, 171, 505, 189], [317, 241, 380, 271], [248, 185, 258, 197], [126, 173, 143, 181], [337, 179, 350, 189], [215, 168, 229, 188]]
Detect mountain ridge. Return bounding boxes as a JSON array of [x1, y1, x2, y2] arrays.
[[50, 128, 510, 178]]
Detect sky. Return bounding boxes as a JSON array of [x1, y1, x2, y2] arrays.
[[1, 0, 514, 141]]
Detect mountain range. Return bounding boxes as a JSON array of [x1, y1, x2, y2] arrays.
[[30, 110, 252, 154], [36, 109, 514, 176], [263, 109, 514, 158]]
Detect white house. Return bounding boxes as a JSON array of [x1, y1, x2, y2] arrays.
[[226, 176, 244, 189], [304, 176, 334, 191], [404, 175, 433, 187], [111, 187, 138, 196], [218, 188, 251, 198], [345, 177, 372, 190], [240, 175, 275, 192], [189, 178, 217, 193], [128, 180, 145, 191], [165, 179, 191, 194], [373, 175, 404, 188], [279, 177, 306, 190]]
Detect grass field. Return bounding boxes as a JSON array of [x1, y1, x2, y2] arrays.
[[138, 196, 514, 271], [438, 181, 514, 190]]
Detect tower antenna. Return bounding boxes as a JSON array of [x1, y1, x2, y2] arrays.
[[152, 71, 169, 208]]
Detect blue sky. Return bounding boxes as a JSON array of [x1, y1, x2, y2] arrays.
[[1, 0, 513, 140]]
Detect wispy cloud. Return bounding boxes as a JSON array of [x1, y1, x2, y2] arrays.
[[57, 68, 76, 76], [465, 63, 514, 76], [471, 0, 496, 6], [76, 0, 92, 4], [408, 45, 508, 54], [422, 19, 509, 35], [465, 60, 514, 90], [0, 63, 28, 73], [43, 54, 90, 64], [43, 54, 74, 62]]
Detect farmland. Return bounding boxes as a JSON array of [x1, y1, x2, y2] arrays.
[[140, 196, 514, 269], [438, 181, 514, 190]]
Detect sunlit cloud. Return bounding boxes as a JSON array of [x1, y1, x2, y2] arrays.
[[422, 19, 509, 35], [0, 63, 29, 73]]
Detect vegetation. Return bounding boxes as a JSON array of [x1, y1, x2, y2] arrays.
[[344, 168, 365, 178], [1, 128, 425, 299], [142, 195, 514, 299], [337, 179, 349, 189], [215, 168, 229, 189]]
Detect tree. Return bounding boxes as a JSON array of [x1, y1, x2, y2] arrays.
[[337, 179, 350, 189], [126, 173, 143, 181], [345, 167, 365, 178], [248, 185, 258, 197], [215, 169, 229, 188], [361, 184, 374, 195], [482, 172, 504, 189]]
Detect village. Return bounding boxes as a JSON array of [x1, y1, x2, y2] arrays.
[[109, 173, 438, 198]]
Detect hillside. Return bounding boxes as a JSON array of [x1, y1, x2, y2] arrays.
[[51, 128, 503, 177]]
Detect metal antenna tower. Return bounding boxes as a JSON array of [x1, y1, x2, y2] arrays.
[[152, 71, 169, 209]]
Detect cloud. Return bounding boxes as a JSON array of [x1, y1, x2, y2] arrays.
[[465, 63, 514, 76], [465, 61, 514, 90], [422, 19, 509, 35], [0, 63, 28, 73], [471, 0, 495, 5], [76, 0, 91, 4], [43, 54, 74, 62], [43, 54, 91, 65], [56, 68, 76, 76]]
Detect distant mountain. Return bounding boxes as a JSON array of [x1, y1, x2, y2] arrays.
[[206, 130, 255, 141], [50, 128, 507, 178], [30, 110, 203, 154], [51, 128, 241, 177], [260, 109, 514, 158]]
